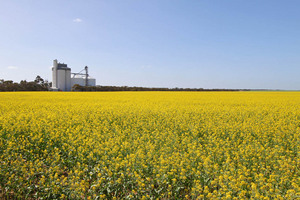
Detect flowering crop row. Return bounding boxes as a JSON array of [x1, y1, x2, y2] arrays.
[[0, 92, 299, 199]]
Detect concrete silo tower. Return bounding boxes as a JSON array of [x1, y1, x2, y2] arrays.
[[52, 59, 58, 90], [51, 59, 71, 91]]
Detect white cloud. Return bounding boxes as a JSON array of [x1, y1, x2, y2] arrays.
[[73, 18, 83, 23], [7, 66, 18, 70]]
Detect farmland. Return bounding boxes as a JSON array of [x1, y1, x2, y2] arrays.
[[0, 92, 299, 199]]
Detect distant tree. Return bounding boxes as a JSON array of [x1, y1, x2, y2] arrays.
[[0, 76, 49, 91], [34, 75, 44, 84], [72, 84, 83, 91]]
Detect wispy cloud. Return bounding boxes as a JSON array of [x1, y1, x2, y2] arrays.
[[73, 18, 83, 23], [7, 66, 18, 70]]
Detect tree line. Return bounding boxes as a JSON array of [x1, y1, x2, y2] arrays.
[[0, 77, 248, 92], [72, 84, 245, 92], [0, 76, 50, 91]]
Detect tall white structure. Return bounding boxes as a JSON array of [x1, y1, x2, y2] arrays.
[[51, 59, 96, 91]]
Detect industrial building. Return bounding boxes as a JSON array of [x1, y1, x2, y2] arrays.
[[51, 59, 96, 91]]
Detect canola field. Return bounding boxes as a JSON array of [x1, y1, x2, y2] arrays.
[[0, 92, 299, 199]]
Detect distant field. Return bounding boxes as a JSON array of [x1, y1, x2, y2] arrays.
[[0, 92, 299, 199]]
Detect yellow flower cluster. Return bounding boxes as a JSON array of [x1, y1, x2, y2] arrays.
[[0, 92, 299, 199]]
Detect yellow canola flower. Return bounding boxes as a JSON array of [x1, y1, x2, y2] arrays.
[[0, 91, 299, 199]]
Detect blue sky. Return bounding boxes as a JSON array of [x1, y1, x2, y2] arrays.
[[1, 0, 300, 90]]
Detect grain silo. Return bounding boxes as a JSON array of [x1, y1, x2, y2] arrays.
[[52, 59, 71, 91], [51, 59, 96, 91]]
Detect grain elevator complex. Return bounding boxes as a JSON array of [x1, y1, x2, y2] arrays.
[[51, 59, 96, 91]]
